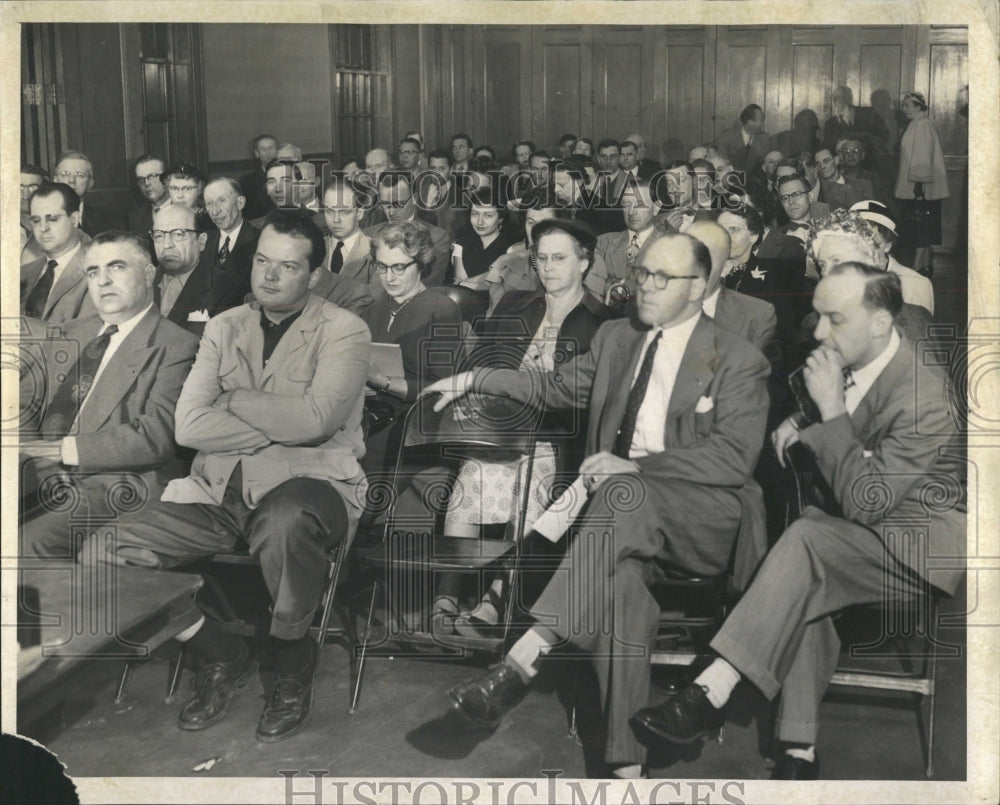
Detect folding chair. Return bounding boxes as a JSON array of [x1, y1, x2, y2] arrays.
[[115, 533, 355, 707], [351, 392, 544, 712]]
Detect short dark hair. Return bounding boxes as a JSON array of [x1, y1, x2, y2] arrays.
[[776, 157, 806, 180], [468, 186, 506, 215], [474, 144, 497, 162], [162, 161, 207, 185], [827, 261, 902, 319], [597, 138, 620, 153], [21, 163, 49, 181], [739, 104, 765, 125], [370, 221, 436, 280], [776, 173, 810, 194], [253, 133, 278, 150], [399, 136, 423, 151], [259, 209, 327, 271], [529, 150, 551, 163], [715, 203, 765, 246], [133, 153, 166, 176], [558, 133, 578, 146], [620, 140, 639, 153], [513, 140, 536, 159], [88, 229, 155, 265], [690, 157, 716, 180], [377, 170, 414, 192], [553, 158, 587, 184], [471, 154, 497, 173], [30, 182, 80, 215], [341, 155, 363, 170], [428, 148, 453, 166], [451, 133, 473, 148]]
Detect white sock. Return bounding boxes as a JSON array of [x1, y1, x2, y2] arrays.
[[174, 615, 205, 642], [505, 628, 552, 681], [786, 745, 816, 763], [694, 658, 741, 709], [611, 764, 645, 779]]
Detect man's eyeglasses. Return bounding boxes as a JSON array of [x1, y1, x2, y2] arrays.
[[399, 149, 420, 156], [55, 171, 90, 181], [630, 267, 699, 290], [20, 183, 42, 194], [137, 174, 162, 185], [839, 148, 863, 155], [380, 198, 411, 209], [150, 228, 197, 244], [167, 184, 200, 194], [778, 190, 809, 203], [374, 260, 416, 275]]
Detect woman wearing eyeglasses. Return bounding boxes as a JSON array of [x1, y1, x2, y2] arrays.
[[895, 91, 948, 277], [362, 222, 463, 402]]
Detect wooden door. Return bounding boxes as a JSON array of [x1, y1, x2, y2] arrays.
[[530, 26, 593, 152], [476, 26, 533, 157]]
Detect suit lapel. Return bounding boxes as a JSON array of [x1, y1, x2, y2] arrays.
[[78, 309, 160, 431], [43, 249, 87, 316], [258, 295, 319, 386], [849, 337, 910, 438], [167, 262, 211, 324], [21, 257, 45, 300], [667, 315, 716, 417], [715, 287, 748, 333], [597, 322, 649, 449]]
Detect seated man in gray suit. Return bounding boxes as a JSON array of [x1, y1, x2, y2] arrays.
[[21, 184, 95, 325], [632, 263, 963, 780], [87, 210, 371, 744], [425, 231, 770, 779], [20, 231, 198, 556]]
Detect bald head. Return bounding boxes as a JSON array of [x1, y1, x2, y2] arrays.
[[684, 219, 731, 295], [365, 149, 390, 176]]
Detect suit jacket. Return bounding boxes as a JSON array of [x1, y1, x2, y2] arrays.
[[822, 106, 890, 155], [127, 203, 154, 239], [309, 268, 375, 316], [202, 222, 260, 315], [473, 313, 771, 586], [818, 175, 875, 211], [164, 293, 372, 535], [364, 219, 452, 286], [20, 308, 198, 491], [715, 124, 772, 175], [713, 286, 777, 360], [587, 228, 648, 300], [20, 237, 96, 325], [323, 230, 375, 285], [798, 338, 965, 595], [79, 200, 123, 238], [157, 260, 217, 334]]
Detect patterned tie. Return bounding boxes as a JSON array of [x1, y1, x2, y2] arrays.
[[217, 235, 231, 266], [613, 331, 662, 458], [330, 240, 345, 273], [843, 367, 856, 390], [25, 259, 58, 319], [40, 325, 119, 439], [625, 232, 640, 269]]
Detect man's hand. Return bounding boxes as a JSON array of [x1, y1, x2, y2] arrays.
[[771, 417, 801, 468], [421, 371, 476, 412], [579, 451, 640, 493], [804, 344, 848, 421], [19, 441, 62, 461]]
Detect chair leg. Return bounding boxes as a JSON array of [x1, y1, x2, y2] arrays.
[[166, 646, 186, 703], [350, 580, 380, 714], [924, 600, 940, 778], [115, 662, 133, 704]]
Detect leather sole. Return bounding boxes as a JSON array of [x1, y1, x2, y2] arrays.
[[630, 712, 722, 746], [177, 657, 259, 731]]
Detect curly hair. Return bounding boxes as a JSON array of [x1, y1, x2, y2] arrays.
[[806, 208, 882, 265], [370, 221, 436, 279]]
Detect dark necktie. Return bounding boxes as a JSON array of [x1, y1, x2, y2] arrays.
[[843, 367, 856, 390], [612, 331, 662, 458], [218, 235, 231, 266], [330, 240, 345, 273], [40, 325, 119, 438], [25, 259, 58, 319]]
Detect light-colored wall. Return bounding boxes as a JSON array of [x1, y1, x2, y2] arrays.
[[202, 24, 333, 162]]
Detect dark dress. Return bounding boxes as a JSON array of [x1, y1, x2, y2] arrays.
[[454, 223, 522, 279]]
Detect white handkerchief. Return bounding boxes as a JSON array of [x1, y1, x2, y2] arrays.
[[862, 449, 873, 458], [695, 395, 714, 414], [530, 476, 588, 543], [187, 309, 210, 322]]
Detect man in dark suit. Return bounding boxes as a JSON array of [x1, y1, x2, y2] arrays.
[[253, 160, 328, 236], [127, 154, 170, 241], [632, 263, 963, 780], [822, 85, 890, 159], [715, 104, 772, 177], [427, 231, 771, 778], [54, 150, 123, 237], [364, 172, 452, 285], [814, 147, 874, 211], [20, 231, 198, 556], [91, 210, 371, 743], [202, 177, 260, 317], [21, 184, 96, 325], [625, 133, 662, 177], [618, 140, 657, 183], [152, 203, 213, 332], [239, 133, 278, 219]]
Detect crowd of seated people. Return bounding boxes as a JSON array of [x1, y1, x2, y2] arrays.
[[18, 83, 963, 779]]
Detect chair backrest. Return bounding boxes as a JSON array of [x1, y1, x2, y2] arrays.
[[400, 393, 542, 452], [428, 284, 488, 325]]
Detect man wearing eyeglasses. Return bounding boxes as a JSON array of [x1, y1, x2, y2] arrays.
[[364, 172, 452, 285], [151, 203, 212, 332], [20, 164, 48, 265], [21, 184, 96, 325], [397, 136, 423, 179], [127, 154, 170, 245], [54, 150, 123, 237], [776, 174, 831, 245], [98, 209, 371, 744], [425, 230, 770, 779], [814, 147, 873, 212]]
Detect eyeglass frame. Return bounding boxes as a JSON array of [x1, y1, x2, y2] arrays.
[[54, 170, 91, 181], [149, 228, 198, 244], [630, 266, 700, 290], [373, 259, 417, 276], [778, 190, 809, 204]]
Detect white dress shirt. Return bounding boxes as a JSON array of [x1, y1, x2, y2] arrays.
[[628, 310, 701, 458], [701, 287, 721, 318], [844, 328, 900, 416], [218, 220, 244, 257], [41, 242, 83, 298]]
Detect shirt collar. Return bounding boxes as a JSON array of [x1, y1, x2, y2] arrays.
[[702, 287, 721, 317], [334, 228, 362, 252], [647, 308, 701, 348], [848, 328, 901, 400], [259, 306, 304, 332], [100, 303, 153, 338], [219, 219, 244, 241], [48, 241, 82, 269]]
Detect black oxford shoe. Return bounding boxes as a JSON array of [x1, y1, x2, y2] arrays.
[[178, 643, 258, 730], [771, 754, 820, 780], [631, 683, 725, 745], [447, 663, 529, 729], [256, 644, 318, 743]]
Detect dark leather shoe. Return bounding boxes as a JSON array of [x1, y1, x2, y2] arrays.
[[178, 642, 257, 730], [771, 753, 820, 780], [256, 643, 318, 743], [448, 663, 529, 729], [631, 684, 724, 745]]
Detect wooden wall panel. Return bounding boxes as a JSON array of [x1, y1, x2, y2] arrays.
[[928, 43, 968, 156], [665, 45, 705, 156], [791, 44, 834, 129], [859, 44, 903, 109], [532, 28, 592, 151], [714, 32, 767, 135], [591, 27, 645, 142], [482, 28, 530, 155]]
